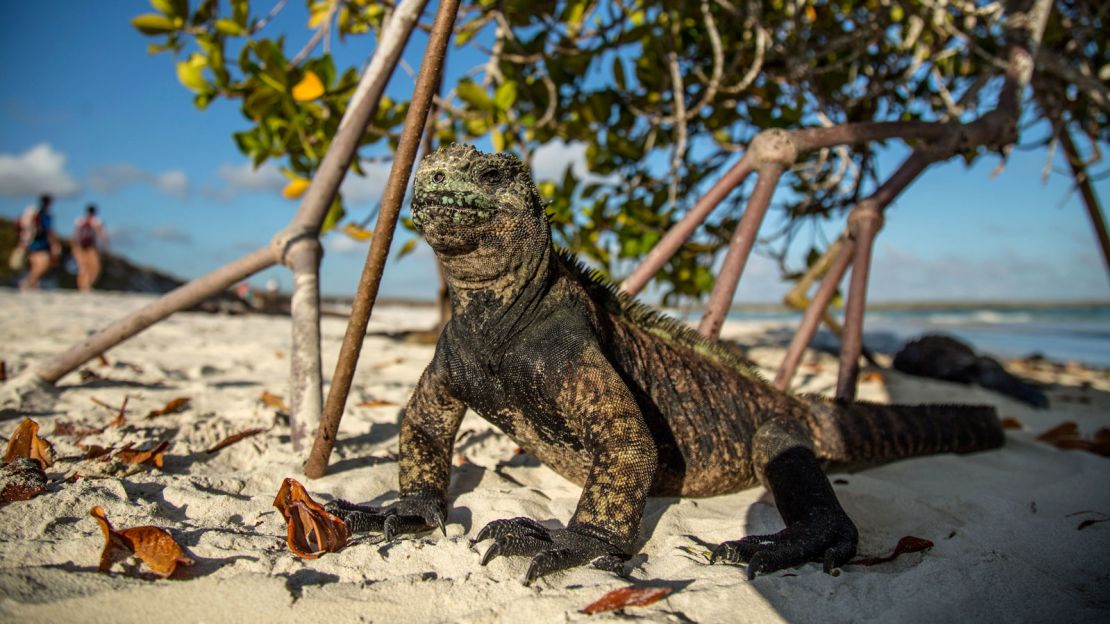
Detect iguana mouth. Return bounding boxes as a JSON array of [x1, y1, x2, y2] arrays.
[[412, 191, 496, 228]]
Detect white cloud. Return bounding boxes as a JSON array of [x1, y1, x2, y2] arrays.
[[0, 143, 80, 197], [324, 233, 368, 255], [530, 140, 621, 186], [341, 161, 392, 205], [216, 161, 286, 194], [88, 163, 189, 199]]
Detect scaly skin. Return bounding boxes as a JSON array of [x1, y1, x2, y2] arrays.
[[329, 144, 1004, 584]]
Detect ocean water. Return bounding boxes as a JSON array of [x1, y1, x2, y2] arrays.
[[721, 304, 1110, 368]]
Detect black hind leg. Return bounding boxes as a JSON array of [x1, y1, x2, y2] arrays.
[[711, 420, 858, 579]]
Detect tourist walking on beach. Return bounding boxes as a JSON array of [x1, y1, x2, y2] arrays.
[[17, 194, 61, 290], [73, 204, 106, 291]]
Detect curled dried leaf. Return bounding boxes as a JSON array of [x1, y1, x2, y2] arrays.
[[1, 457, 48, 504], [852, 535, 934, 566], [860, 371, 885, 384], [115, 441, 169, 469], [4, 418, 56, 468], [1037, 422, 1110, 457], [90, 506, 193, 578], [582, 586, 672, 615], [272, 478, 349, 559], [205, 428, 266, 454], [259, 391, 288, 412], [147, 397, 190, 418], [1000, 416, 1024, 430]]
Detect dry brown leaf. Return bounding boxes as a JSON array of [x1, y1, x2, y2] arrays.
[[4, 418, 56, 468], [357, 399, 397, 408], [1001, 416, 1024, 430], [1, 458, 48, 504], [80, 444, 115, 460], [852, 535, 934, 566], [0, 360, 6, 382], [110, 396, 129, 428], [147, 397, 190, 418], [90, 506, 193, 578], [96, 354, 110, 367], [53, 422, 104, 437], [1037, 421, 1079, 443], [259, 391, 288, 412], [205, 428, 267, 454], [860, 371, 886, 384], [115, 441, 169, 469], [581, 586, 672, 615], [272, 478, 349, 559]]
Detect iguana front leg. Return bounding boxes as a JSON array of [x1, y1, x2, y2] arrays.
[[710, 418, 858, 578], [327, 357, 465, 539], [475, 343, 657, 584]]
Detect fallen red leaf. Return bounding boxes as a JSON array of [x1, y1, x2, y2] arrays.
[[272, 478, 349, 559], [851, 535, 934, 566], [0, 457, 48, 503], [260, 391, 288, 412], [1036, 422, 1110, 457], [860, 371, 885, 384], [147, 397, 190, 418], [205, 428, 266, 454], [1000, 417, 1024, 430], [4, 419, 56, 468], [581, 586, 672, 615], [357, 399, 397, 408], [80, 444, 115, 460], [90, 506, 193, 578], [114, 441, 169, 469]]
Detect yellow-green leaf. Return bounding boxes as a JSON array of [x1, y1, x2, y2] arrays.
[[308, 1, 333, 28], [491, 128, 505, 152], [457, 80, 493, 111], [396, 238, 417, 258], [176, 53, 209, 93], [132, 14, 178, 35], [215, 19, 246, 36], [292, 71, 325, 101], [494, 81, 517, 111]]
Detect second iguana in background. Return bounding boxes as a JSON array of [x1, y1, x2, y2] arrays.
[[327, 144, 1004, 584]]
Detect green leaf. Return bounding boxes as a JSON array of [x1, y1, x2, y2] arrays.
[[494, 81, 518, 111], [321, 196, 345, 233], [612, 57, 626, 90], [396, 238, 418, 258], [457, 79, 493, 111], [491, 128, 505, 151], [131, 14, 178, 34], [215, 19, 245, 36]]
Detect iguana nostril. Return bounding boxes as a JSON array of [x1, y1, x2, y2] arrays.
[[433, 172, 446, 183]]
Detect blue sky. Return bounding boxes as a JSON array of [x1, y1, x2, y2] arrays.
[[1, 1, 1107, 303]]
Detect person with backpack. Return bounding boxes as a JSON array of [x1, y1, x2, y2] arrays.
[[18, 194, 62, 290], [72, 203, 106, 291]]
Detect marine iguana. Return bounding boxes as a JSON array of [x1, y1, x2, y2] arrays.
[[327, 144, 1004, 583]]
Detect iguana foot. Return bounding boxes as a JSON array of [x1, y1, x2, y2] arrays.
[[710, 510, 858, 579], [325, 497, 446, 540], [472, 517, 627, 585]]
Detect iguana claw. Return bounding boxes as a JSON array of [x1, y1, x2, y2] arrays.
[[710, 509, 858, 579], [472, 517, 627, 584], [325, 496, 446, 539]]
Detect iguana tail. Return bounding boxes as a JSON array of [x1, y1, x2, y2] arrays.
[[804, 399, 1004, 466]]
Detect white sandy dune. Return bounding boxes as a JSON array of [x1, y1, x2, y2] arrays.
[[1, 289, 1108, 623]]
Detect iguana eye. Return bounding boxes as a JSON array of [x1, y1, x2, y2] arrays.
[[478, 168, 505, 186], [433, 172, 446, 183]]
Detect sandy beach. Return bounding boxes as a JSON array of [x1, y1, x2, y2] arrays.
[[1, 288, 1108, 623]]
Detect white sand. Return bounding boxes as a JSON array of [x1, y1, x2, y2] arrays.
[[1, 288, 1108, 623]]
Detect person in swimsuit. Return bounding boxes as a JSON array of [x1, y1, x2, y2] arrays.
[[72, 203, 107, 291], [19, 194, 61, 290]]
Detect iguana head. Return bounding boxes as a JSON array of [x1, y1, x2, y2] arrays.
[[412, 144, 550, 289]]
